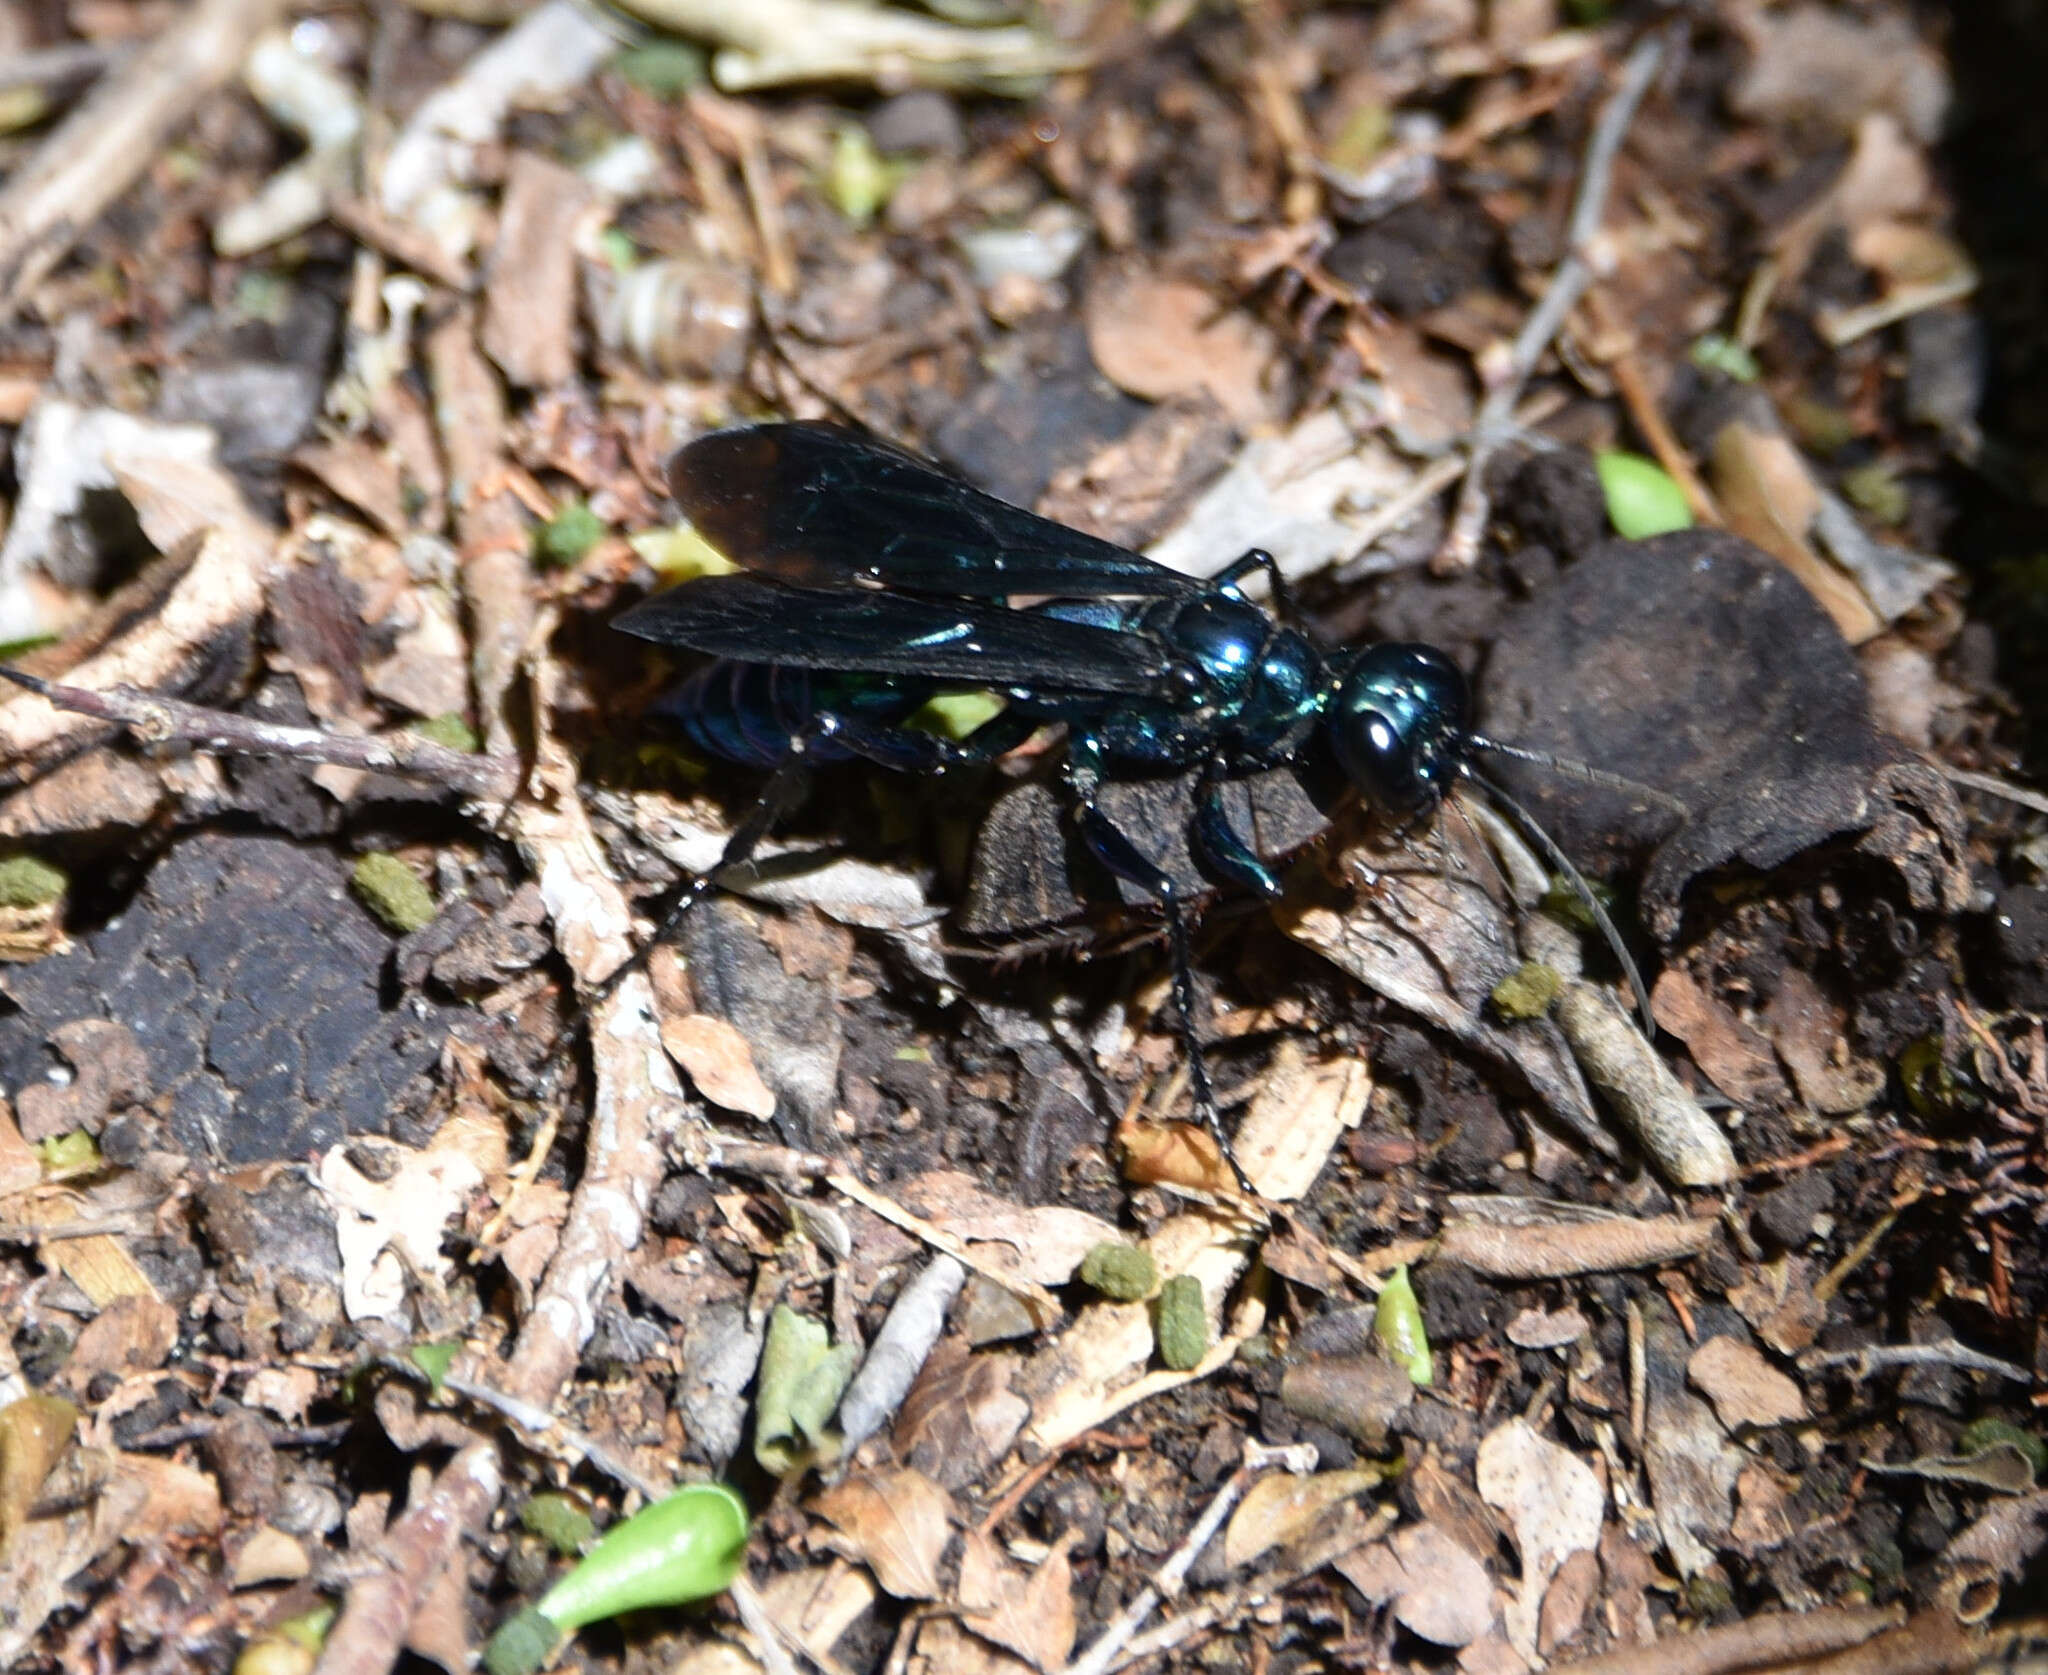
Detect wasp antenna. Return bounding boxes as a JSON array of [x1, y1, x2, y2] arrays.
[[1463, 766, 1657, 1037], [1465, 734, 1690, 822]]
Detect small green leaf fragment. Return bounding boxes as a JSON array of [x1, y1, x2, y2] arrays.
[[1688, 333, 1759, 383], [535, 1483, 750, 1630], [36, 1131, 99, 1175], [1596, 450, 1693, 539], [905, 689, 1006, 741], [0, 854, 66, 908], [597, 225, 639, 272], [1959, 1418, 2047, 1480], [754, 1306, 856, 1476], [632, 525, 739, 582], [1374, 1264, 1433, 1386], [410, 713, 478, 753], [827, 124, 909, 227], [1786, 397, 1857, 457], [408, 1339, 460, 1397], [276, 1605, 336, 1653], [482, 1606, 563, 1675], [1079, 1242, 1158, 1302], [522, 1491, 597, 1556], [1840, 462, 1909, 525], [1155, 1274, 1208, 1371], [1491, 961, 1561, 1020], [1323, 101, 1391, 177], [892, 1044, 932, 1062], [351, 853, 435, 934], [613, 39, 706, 97], [535, 500, 607, 568], [231, 1637, 316, 1675]]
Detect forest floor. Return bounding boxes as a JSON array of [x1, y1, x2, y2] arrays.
[[0, 1, 2044, 1672]]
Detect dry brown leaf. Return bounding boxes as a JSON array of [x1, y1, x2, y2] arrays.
[[240, 1366, 319, 1427], [0, 1395, 76, 1553], [958, 1528, 1078, 1672], [1475, 1418, 1604, 1661], [0, 1102, 39, 1199], [755, 1562, 879, 1666], [897, 1172, 1120, 1287], [315, 1139, 484, 1323], [661, 1012, 777, 1120], [1223, 1468, 1386, 1570], [1729, 1463, 1798, 1554], [1116, 1116, 1238, 1195], [1536, 1545, 1599, 1656], [1687, 1336, 1807, 1432], [59, 1294, 178, 1393], [1651, 969, 1787, 1108], [1763, 967, 1886, 1115], [1389, 1522, 1498, 1647], [1438, 1206, 1713, 1279], [1085, 268, 1281, 432], [913, 1615, 1036, 1675], [1728, 1257, 1828, 1356], [1710, 422, 1884, 644], [812, 1468, 954, 1601]]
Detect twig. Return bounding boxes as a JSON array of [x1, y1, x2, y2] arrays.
[[0, 668, 524, 802], [0, 0, 290, 322], [0, 40, 130, 98], [1800, 1339, 2036, 1386], [1061, 1453, 1260, 1675], [1110, 1502, 1398, 1670], [311, 1442, 503, 1674], [1544, 1604, 1903, 1675], [1434, 27, 1671, 572], [1937, 762, 2048, 819]]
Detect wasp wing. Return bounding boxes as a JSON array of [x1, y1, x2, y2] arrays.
[[668, 422, 1201, 600], [615, 574, 1183, 697]]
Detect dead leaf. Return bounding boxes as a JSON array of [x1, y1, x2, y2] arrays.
[[315, 1140, 484, 1324], [812, 1468, 953, 1601], [1687, 1336, 1806, 1433], [661, 1012, 777, 1120], [1085, 268, 1281, 432], [1729, 1464, 1797, 1554], [958, 1528, 1078, 1672], [1651, 969, 1788, 1108], [1764, 966, 1886, 1115], [754, 1562, 878, 1667], [0, 1395, 77, 1553], [59, 1294, 178, 1392], [1389, 1522, 1498, 1647], [1728, 1258, 1828, 1356], [1475, 1418, 1604, 1660], [240, 1366, 320, 1428], [1223, 1468, 1386, 1570], [898, 1172, 1120, 1287], [1506, 1307, 1588, 1351], [1709, 422, 1883, 644], [1537, 1546, 1599, 1655], [0, 1103, 40, 1198]]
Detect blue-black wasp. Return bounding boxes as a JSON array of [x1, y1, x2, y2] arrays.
[[610, 421, 1657, 1186]]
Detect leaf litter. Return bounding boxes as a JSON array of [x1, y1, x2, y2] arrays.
[[0, 2, 2044, 1673]]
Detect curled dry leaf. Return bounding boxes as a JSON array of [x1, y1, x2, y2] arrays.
[[1085, 268, 1281, 433], [660, 1011, 777, 1120], [1687, 1335, 1807, 1433], [1475, 1418, 1604, 1661], [957, 1527, 1079, 1672], [1651, 968, 1788, 1108], [1438, 1199, 1714, 1279], [1222, 1467, 1387, 1570], [1337, 1521, 1498, 1648], [811, 1468, 954, 1601]]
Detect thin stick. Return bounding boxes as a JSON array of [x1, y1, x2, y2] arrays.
[[0, 667, 523, 803], [1060, 1458, 1258, 1675], [1938, 762, 2048, 819], [1435, 28, 1672, 572]]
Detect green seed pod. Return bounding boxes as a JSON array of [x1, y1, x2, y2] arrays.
[[1155, 1275, 1209, 1372], [533, 1483, 749, 1632], [1374, 1264, 1433, 1387], [1595, 450, 1692, 539], [1491, 961, 1561, 1020], [1079, 1242, 1159, 1301], [351, 853, 435, 934]]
